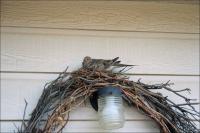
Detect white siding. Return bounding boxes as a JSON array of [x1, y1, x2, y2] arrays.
[[1, 0, 199, 132], [1, 1, 199, 33]]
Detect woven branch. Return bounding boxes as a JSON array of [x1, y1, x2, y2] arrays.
[[17, 57, 199, 133]]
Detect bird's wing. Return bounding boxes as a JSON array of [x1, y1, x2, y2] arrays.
[[113, 64, 136, 67]]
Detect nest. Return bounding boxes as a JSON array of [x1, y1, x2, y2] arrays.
[[17, 57, 199, 133]]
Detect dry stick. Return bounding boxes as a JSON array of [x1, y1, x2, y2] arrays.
[[130, 96, 171, 132], [44, 89, 92, 132], [20, 99, 28, 131], [171, 102, 200, 107], [132, 94, 178, 133], [138, 89, 196, 132], [21, 59, 200, 133], [124, 85, 181, 130], [58, 94, 92, 132], [57, 112, 70, 133], [162, 82, 196, 102]]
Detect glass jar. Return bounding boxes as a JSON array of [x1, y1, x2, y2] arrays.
[[98, 95, 124, 130]]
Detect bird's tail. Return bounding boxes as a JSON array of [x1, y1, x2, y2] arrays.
[[112, 57, 136, 67]]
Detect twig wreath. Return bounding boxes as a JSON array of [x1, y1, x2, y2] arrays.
[[18, 57, 199, 133]]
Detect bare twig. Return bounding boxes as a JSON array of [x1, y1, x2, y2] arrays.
[[19, 57, 199, 133]]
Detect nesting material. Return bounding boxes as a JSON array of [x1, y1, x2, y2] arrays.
[[18, 57, 199, 133]]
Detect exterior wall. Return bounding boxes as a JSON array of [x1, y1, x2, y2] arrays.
[[1, 1, 199, 132]]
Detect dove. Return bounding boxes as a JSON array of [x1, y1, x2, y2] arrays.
[[82, 56, 134, 70]]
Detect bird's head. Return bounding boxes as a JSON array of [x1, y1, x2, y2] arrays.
[[82, 56, 93, 68], [83, 56, 92, 64]]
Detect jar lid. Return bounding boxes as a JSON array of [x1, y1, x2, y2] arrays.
[[90, 86, 122, 111], [98, 86, 122, 97]]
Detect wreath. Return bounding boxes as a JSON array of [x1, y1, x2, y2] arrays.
[[17, 57, 199, 133]]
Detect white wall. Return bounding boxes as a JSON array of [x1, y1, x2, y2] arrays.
[[1, 1, 199, 132]]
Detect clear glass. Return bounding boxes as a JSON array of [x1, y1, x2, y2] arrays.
[[98, 95, 125, 130]]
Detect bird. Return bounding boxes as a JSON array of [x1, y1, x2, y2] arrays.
[[82, 56, 134, 70]]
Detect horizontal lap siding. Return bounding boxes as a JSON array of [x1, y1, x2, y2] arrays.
[[1, 73, 198, 120], [1, 28, 199, 75], [1, 1, 199, 132], [1, 29, 199, 132], [1, 121, 198, 132], [1, 73, 199, 132], [0, 121, 160, 133], [1, 1, 199, 33]]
